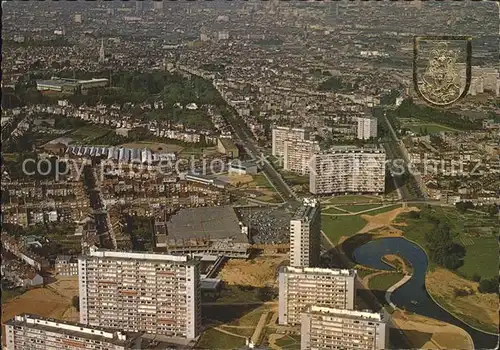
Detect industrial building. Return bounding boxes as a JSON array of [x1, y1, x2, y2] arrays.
[[217, 137, 239, 158], [309, 146, 386, 195], [290, 199, 321, 268], [36, 77, 109, 94], [228, 159, 258, 175], [357, 116, 378, 140], [78, 248, 201, 340], [4, 314, 141, 350], [301, 306, 389, 350], [278, 267, 356, 326], [272, 126, 309, 157], [162, 206, 251, 258], [283, 139, 319, 175], [65, 145, 175, 166]]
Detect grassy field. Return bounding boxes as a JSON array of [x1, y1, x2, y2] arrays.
[[322, 195, 381, 204], [196, 328, 246, 349], [280, 171, 309, 185], [456, 237, 498, 280], [368, 272, 405, 291], [275, 334, 301, 349], [322, 215, 367, 245], [68, 125, 111, 143], [252, 174, 274, 190], [399, 206, 498, 280], [405, 123, 461, 134], [337, 204, 385, 213], [322, 207, 347, 214], [363, 204, 402, 216]]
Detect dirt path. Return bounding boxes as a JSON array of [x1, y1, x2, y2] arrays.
[[268, 334, 284, 350], [213, 326, 248, 339], [392, 310, 473, 350], [359, 206, 419, 233]]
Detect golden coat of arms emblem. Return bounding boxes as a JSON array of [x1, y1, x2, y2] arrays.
[[413, 36, 472, 106]]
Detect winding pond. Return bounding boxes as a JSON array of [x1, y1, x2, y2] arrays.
[[353, 237, 498, 349]]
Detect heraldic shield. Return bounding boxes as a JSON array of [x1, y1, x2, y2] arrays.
[[413, 36, 472, 106]]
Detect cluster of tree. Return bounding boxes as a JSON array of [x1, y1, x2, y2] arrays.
[[145, 108, 214, 131], [380, 89, 401, 105], [395, 98, 482, 131], [2, 153, 66, 180], [309, 68, 332, 78], [123, 214, 154, 251], [478, 278, 498, 294], [318, 76, 359, 92], [1, 222, 76, 238], [53, 116, 87, 130], [425, 222, 465, 270], [455, 201, 475, 213], [199, 63, 226, 73], [255, 38, 283, 46]]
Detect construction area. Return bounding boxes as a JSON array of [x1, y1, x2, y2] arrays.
[[1, 276, 79, 345]]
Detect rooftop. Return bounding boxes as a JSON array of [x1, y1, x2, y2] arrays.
[[306, 306, 385, 322], [283, 266, 356, 277], [166, 206, 247, 243], [5, 314, 138, 346], [81, 248, 197, 265], [292, 199, 320, 221]]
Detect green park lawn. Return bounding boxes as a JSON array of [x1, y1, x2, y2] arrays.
[[368, 272, 405, 292], [406, 123, 460, 134], [322, 195, 381, 205], [275, 334, 301, 349], [68, 125, 111, 143], [196, 328, 246, 349], [321, 215, 367, 245], [456, 237, 498, 280], [252, 174, 274, 189], [322, 207, 347, 214], [399, 206, 498, 281], [337, 204, 385, 213]]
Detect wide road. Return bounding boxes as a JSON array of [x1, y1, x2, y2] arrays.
[[222, 108, 300, 205], [380, 110, 427, 201]]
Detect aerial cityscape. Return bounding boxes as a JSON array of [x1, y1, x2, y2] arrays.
[[1, 1, 498, 349]]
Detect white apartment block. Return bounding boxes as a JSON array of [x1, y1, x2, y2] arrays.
[[290, 198, 321, 268], [309, 146, 386, 195], [278, 267, 356, 326], [272, 126, 309, 157], [78, 248, 201, 340], [357, 116, 378, 140], [284, 139, 319, 175], [4, 314, 141, 350], [301, 306, 388, 350]]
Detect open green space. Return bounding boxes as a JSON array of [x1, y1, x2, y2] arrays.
[[322, 207, 347, 214], [399, 206, 498, 281], [456, 237, 498, 280], [405, 123, 461, 134], [363, 205, 402, 216], [322, 195, 380, 205], [252, 174, 274, 190], [280, 171, 309, 186], [337, 204, 385, 213], [196, 328, 246, 349], [368, 272, 405, 291], [321, 215, 367, 245], [275, 334, 301, 349], [68, 125, 112, 143]]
